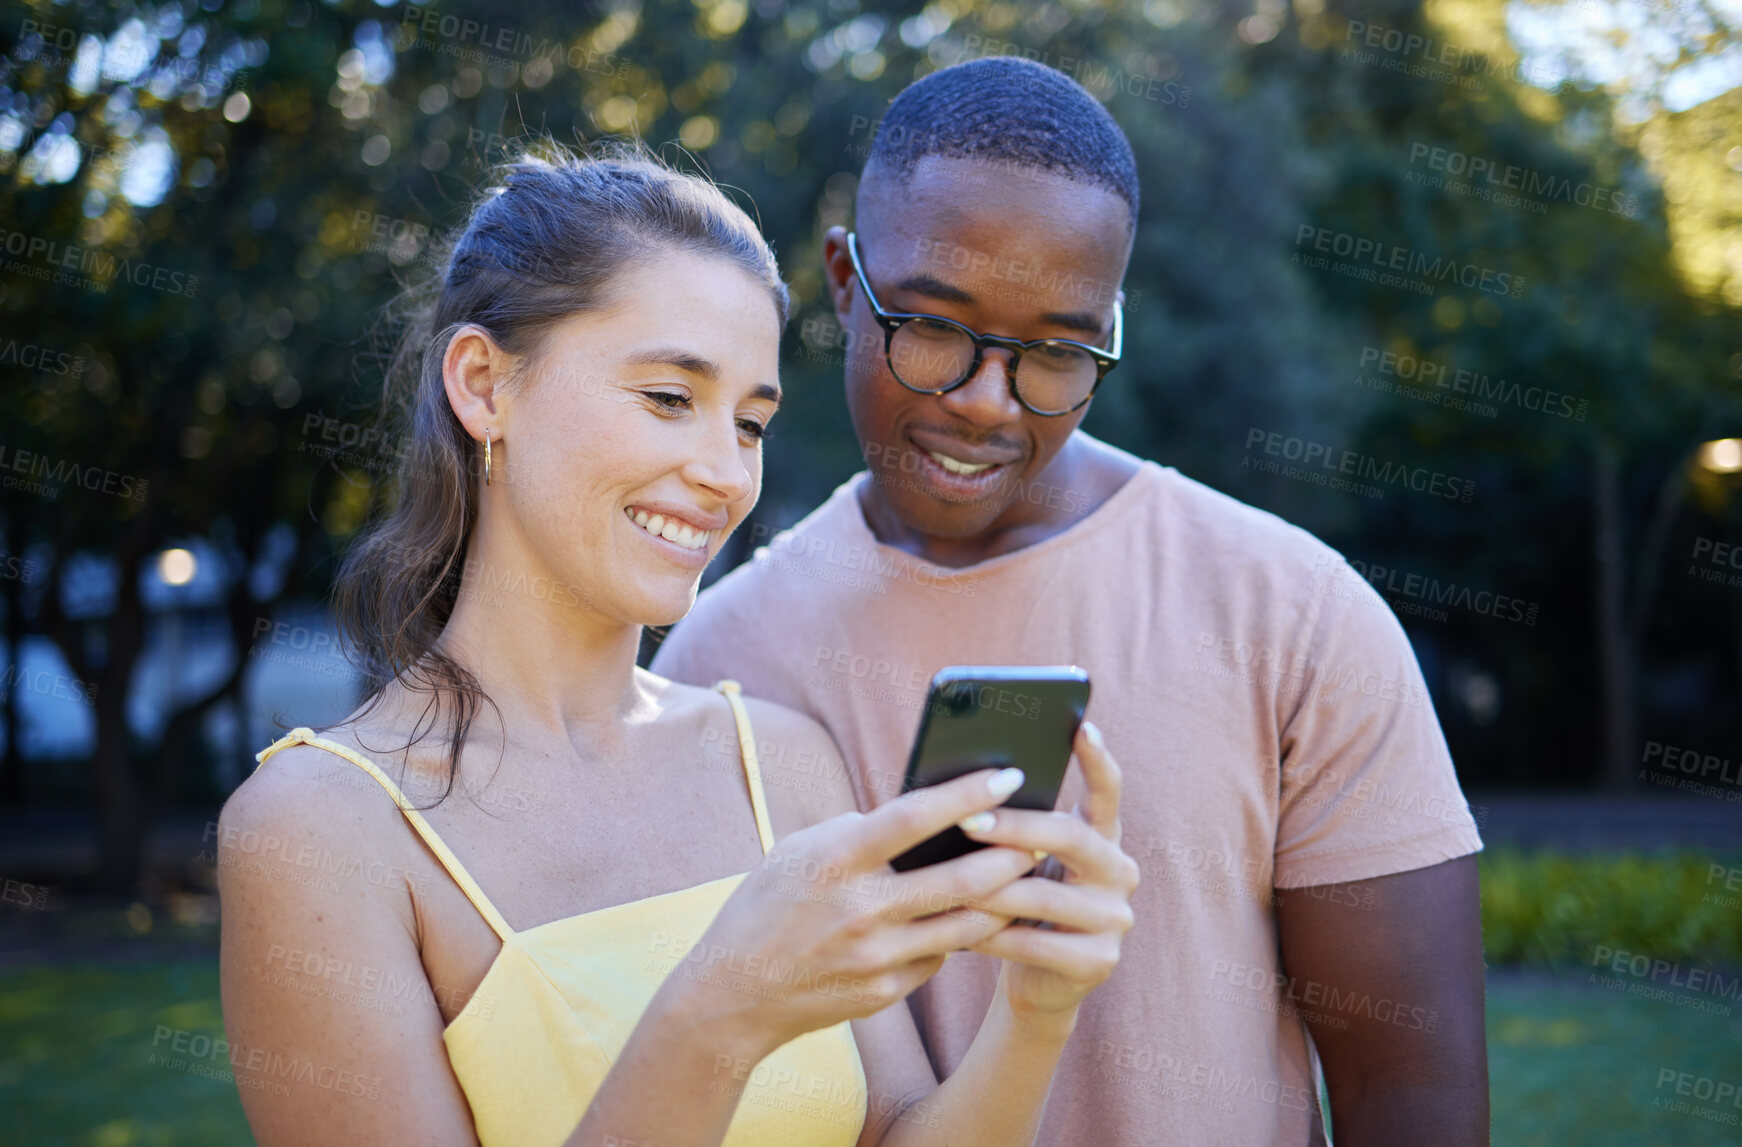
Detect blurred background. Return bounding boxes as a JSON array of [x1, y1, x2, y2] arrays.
[[0, 0, 1739, 1142]]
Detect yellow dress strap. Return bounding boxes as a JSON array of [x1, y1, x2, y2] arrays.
[[254, 726, 517, 942], [712, 681, 775, 855]]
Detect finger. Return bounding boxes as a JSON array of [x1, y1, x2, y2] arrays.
[[959, 807, 1134, 889], [967, 879, 1134, 935], [877, 844, 1037, 925], [850, 766, 1027, 869], [1072, 721, 1123, 845], [874, 904, 1013, 965], [968, 925, 1122, 986]]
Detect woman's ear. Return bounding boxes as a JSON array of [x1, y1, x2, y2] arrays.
[[443, 324, 516, 442]]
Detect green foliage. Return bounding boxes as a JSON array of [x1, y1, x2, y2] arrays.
[[1480, 847, 1742, 966]]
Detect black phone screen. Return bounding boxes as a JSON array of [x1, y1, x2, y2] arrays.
[[887, 666, 1091, 873]]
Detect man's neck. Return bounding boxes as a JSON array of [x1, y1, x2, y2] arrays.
[[857, 434, 1143, 569]]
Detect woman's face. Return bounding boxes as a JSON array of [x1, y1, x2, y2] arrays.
[[487, 248, 783, 628]]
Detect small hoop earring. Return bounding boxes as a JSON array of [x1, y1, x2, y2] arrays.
[[484, 431, 493, 487]]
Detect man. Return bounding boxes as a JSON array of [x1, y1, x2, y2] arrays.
[[653, 56, 1488, 1146]]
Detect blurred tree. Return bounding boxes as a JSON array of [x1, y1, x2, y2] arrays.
[[1, 0, 1737, 894]]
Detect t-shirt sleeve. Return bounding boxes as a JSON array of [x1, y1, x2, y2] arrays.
[[1272, 556, 1484, 889]]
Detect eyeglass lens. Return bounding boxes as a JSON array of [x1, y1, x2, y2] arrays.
[[888, 319, 1098, 414]]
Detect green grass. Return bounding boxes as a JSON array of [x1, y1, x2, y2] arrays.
[[1, 962, 249, 1147], [1487, 968, 1742, 1146], [5, 958, 1739, 1145]]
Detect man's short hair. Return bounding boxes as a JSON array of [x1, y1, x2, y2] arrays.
[[863, 56, 1140, 229]]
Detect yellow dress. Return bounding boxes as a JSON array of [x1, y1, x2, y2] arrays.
[[254, 680, 868, 1147]]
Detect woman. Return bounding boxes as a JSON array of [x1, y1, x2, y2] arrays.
[[218, 145, 1138, 1147]]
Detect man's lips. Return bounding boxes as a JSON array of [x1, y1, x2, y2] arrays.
[[905, 430, 1023, 472]]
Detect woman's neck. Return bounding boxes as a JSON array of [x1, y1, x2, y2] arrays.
[[425, 570, 651, 757]]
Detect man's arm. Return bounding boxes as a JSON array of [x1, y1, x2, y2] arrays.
[[1276, 855, 1489, 1147]]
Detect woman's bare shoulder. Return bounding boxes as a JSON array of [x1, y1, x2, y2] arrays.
[[218, 725, 422, 876]]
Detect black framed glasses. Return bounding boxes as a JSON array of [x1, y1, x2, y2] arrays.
[[846, 231, 1122, 416]]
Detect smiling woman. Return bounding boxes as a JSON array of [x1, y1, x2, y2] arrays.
[[332, 143, 790, 786], [214, 141, 1139, 1147]]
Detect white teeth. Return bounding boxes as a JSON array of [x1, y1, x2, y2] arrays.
[[625, 507, 709, 550], [928, 450, 995, 476]]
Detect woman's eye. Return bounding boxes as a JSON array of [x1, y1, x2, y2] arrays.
[[738, 418, 770, 441], [647, 391, 691, 410]]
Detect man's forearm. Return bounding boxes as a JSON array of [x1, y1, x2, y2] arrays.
[[1327, 1079, 1490, 1147]]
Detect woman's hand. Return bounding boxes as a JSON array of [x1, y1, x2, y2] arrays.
[[957, 721, 1139, 1025], [655, 765, 1043, 1059]]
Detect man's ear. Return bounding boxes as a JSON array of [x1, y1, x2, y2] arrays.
[[822, 225, 855, 324]]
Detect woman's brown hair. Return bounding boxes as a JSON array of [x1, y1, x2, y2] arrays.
[[328, 142, 787, 803]]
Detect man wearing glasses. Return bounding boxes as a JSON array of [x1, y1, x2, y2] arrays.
[[654, 56, 1488, 1146]]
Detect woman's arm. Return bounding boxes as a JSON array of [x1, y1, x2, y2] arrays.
[[743, 707, 1136, 1147], [217, 747, 480, 1147], [562, 701, 1049, 1147]]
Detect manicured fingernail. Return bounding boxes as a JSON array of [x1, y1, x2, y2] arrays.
[[988, 767, 1025, 798], [1084, 721, 1103, 749], [959, 811, 997, 834]]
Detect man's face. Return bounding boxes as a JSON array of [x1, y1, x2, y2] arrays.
[[830, 155, 1132, 541]]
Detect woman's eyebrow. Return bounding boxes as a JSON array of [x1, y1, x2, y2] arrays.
[[623, 346, 720, 380], [624, 346, 781, 406]]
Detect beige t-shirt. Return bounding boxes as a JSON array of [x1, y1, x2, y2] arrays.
[[652, 443, 1483, 1147]]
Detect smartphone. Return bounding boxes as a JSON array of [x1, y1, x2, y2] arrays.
[[887, 666, 1091, 872]]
